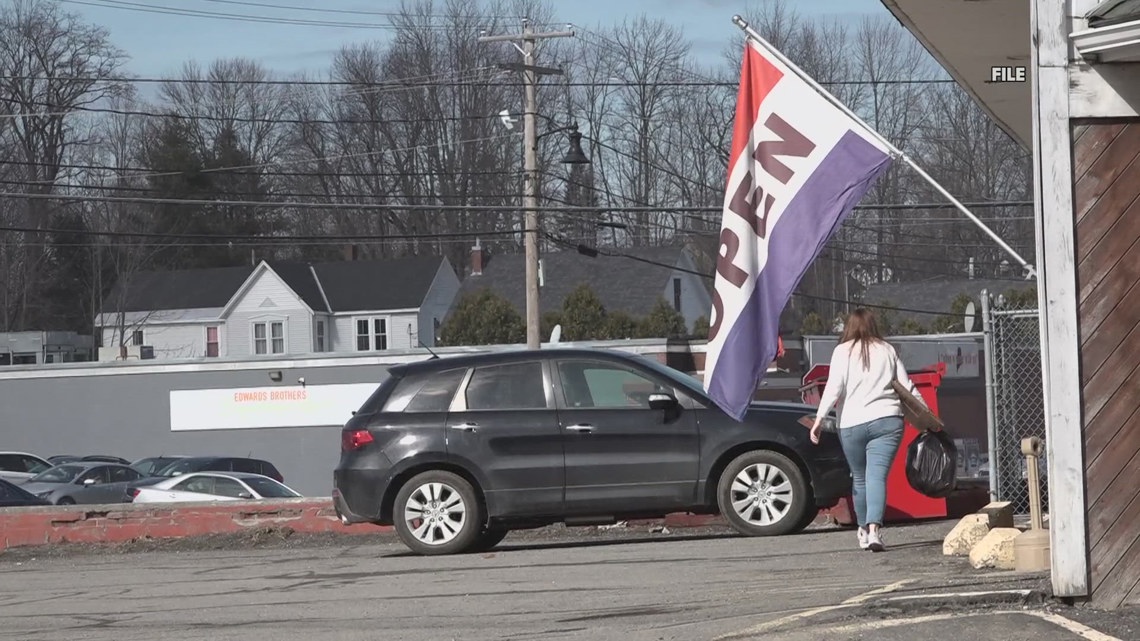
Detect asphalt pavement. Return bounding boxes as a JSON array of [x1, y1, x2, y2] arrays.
[[0, 520, 1130, 641]]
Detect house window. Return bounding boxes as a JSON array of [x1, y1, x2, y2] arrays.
[[252, 321, 285, 355], [315, 320, 326, 352], [673, 278, 682, 312], [206, 326, 219, 358], [132, 330, 144, 346], [355, 316, 389, 351]]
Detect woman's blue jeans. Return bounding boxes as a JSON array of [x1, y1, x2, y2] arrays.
[[838, 416, 905, 528]]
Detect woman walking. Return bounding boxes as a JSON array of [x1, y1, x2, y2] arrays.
[[810, 308, 923, 552]]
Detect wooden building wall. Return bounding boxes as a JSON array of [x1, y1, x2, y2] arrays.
[[1073, 119, 1140, 608]]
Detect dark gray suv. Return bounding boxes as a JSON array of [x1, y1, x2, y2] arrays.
[[333, 348, 850, 555]]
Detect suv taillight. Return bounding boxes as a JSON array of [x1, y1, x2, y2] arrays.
[[127, 487, 141, 501], [342, 429, 374, 451]]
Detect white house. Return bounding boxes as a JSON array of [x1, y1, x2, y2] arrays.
[[95, 255, 460, 360]]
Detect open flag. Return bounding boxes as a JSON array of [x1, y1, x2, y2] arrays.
[[704, 37, 894, 421]]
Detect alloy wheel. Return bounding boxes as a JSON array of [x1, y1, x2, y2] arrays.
[[729, 463, 794, 526], [402, 481, 467, 546]]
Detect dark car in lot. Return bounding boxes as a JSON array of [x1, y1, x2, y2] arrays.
[[333, 348, 850, 555], [125, 456, 286, 500], [0, 478, 50, 507]]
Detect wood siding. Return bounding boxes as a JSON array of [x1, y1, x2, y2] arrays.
[[1074, 120, 1140, 609]]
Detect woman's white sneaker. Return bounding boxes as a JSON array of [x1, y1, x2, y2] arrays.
[[866, 529, 885, 552], [857, 527, 871, 550]]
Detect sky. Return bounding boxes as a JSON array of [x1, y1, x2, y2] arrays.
[[55, 0, 889, 79]]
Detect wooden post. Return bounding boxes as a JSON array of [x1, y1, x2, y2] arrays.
[[1031, 0, 1089, 597]]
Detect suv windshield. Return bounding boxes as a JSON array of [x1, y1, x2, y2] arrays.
[[29, 464, 84, 484], [245, 477, 299, 498]]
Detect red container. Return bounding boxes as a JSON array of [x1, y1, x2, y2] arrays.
[[800, 362, 949, 524]]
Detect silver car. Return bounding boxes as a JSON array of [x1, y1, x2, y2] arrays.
[[0, 451, 53, 484], [21, 462, 146, 505]]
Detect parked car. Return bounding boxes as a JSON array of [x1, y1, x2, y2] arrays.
[[48, 455, 131, 465], [128, 472, 300, 504], [333, 348, 851, 556], [127, 456, 286, 497], [21, 462, 146, 505], [0, 452, 53, 484], [130, 455, 189, 477], [0, 478, 50, 507]]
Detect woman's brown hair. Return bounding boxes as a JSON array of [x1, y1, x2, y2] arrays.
[[839, 307, 885, 369]]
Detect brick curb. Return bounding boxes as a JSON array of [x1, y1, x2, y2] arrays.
[[0, 501, 859, 552], [0, 499, 389, 551]]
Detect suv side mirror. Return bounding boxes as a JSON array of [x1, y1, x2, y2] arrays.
[[82, 478, 97, 486], [648, 393, 678, 411], [238, 492, 253, 499]]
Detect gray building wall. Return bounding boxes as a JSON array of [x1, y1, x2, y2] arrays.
[[1, 359, 395, 496], [0, 339, 693, 497]]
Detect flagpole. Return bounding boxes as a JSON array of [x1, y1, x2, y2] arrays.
[[732, 15, 1036, 280]]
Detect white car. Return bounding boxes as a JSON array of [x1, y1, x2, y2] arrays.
[[128, 472, 301, 504], [0, 452, 53, 484]]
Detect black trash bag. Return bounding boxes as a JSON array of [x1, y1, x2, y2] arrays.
[[905, 429, 958, 498]]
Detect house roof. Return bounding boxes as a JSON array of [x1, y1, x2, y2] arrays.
[[860, 278, 1034, 324], [309, 255, 445, 312], [104, 265, 256, 313], [100, 256, 448, 315], [458, 246, 704, 317]]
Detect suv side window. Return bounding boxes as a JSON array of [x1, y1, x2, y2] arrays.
[[109, 466, 141, 483], [231, 459, 259, 474], [406, 369, 468, 412], [465, 362, 547, 410], [557, 360, 669, 409]]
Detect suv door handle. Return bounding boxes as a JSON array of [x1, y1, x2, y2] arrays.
[[565, 424, 594, 433], [449, 422, 478, 432]]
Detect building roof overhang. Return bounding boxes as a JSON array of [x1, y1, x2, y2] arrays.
[[879, 0, 1032, 149]]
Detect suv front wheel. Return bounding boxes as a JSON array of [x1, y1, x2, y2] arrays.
[[393, 470, 484, 555], [717, 450, 811, 537]]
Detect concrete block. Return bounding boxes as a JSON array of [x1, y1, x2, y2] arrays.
[[943, 513, 991, 556], [969, 527, 1022, 570], [977, 501, 1015, 529]]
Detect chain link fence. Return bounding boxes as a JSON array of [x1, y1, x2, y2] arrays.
[[982, 294, 1047, 515]]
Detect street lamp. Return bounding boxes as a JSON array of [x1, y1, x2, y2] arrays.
[[518, 119, 592, 348]]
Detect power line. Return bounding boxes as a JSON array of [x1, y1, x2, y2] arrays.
[[0, 191, 1038, 213], [1, 132, 521, 185], [1, 159, 522, 179], [0, 224, 517, 242], [0, 76, 959, 88], [193, 0, 506, 19], [5, 99, 520, 126], [56, 0, 449, 30]]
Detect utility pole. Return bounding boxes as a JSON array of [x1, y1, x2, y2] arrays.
[[479, 19, 574, 349]]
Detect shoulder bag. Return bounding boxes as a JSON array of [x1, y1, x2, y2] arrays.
[[890, 350, 945, 433]]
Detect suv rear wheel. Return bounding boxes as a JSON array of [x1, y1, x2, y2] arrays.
[[717, 450, 811, 537], [393, 470, 483, 555]]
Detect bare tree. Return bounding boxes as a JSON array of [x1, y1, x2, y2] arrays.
[[0, 0, 125, 330]]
